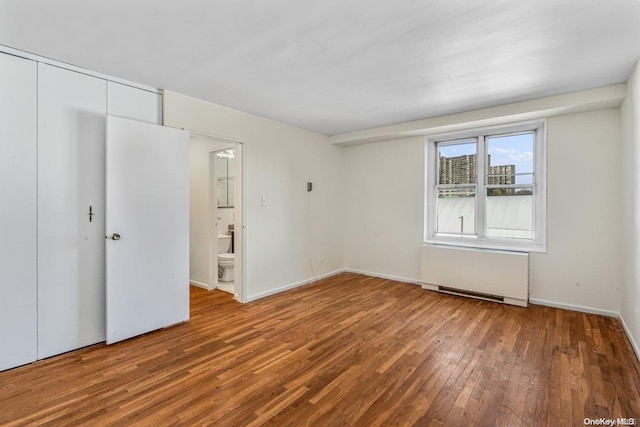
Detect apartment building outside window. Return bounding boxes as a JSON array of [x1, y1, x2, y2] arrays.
[[425, 120, 546, 252]]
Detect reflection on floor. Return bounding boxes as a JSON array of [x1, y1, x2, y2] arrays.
[[217, 281, 234, 294]]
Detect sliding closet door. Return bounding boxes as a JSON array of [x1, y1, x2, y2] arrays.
[[0, 53, 37, 371], [38, 64, 107, 359]]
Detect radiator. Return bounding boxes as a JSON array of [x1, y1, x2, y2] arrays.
[[420, 245, 529, 307]]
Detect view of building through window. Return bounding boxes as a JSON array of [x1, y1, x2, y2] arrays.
[[435, 132, 535, 240]]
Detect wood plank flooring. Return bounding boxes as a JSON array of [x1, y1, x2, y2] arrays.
[[1, 273, 639, 426]]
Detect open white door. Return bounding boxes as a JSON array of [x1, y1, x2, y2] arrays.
[[106, 116, 189, 344]]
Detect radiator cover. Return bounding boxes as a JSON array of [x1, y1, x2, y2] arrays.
[[420, 245, 529, 307]]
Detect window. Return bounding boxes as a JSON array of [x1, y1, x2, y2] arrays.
[[425, 121, 546, 252]]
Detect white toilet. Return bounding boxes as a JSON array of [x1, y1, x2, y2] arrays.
[[217, 234, 234, 282]]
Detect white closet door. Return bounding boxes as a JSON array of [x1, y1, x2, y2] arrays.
[[106, 116, 189, 344], [107, 82, 163, 125], [0, 53, 37, 371], [38, 64, 107, 359]]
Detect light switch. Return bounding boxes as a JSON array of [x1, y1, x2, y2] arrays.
[[261, 196, 267, 206]]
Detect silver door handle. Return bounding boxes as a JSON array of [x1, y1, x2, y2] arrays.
[[110, 233, 121, 240]]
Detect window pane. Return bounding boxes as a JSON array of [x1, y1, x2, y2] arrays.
[[487, 133, 534, 185], [438, 140, 477, 185], [437, 188, 475, 235], [485, 188, 533, 239]]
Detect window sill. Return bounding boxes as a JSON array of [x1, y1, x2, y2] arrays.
[[424, 237, 546, 254]]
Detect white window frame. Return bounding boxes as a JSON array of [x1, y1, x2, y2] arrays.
[[425, 120, 547, 253]]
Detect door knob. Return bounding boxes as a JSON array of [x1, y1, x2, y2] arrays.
[[110, 233, 121, 241]]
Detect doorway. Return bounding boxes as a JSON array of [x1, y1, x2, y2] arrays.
[[188, 133, 245, 302], [210, 147, 235, 295]]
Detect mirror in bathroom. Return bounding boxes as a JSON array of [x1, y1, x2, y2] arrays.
[[216, 149, 235, 208]]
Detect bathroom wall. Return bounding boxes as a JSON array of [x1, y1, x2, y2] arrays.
[[216, 208, 234, 242], [165, 91, 345, 301], [188, 135, 232, 289]]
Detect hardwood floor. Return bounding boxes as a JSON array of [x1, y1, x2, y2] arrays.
[[1, 273, 639, 426]]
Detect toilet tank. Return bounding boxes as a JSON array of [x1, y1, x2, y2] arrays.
[[217, 235, 231, 254]]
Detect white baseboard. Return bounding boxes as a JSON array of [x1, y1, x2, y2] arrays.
[[620, 314, 640, 363], [529, 297, 619, 318], [244, 269, 346, 302], [344, 268, 422, 286], [189, 280, 211, 290]]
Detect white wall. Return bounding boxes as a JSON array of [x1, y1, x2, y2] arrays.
[[165, 92, 345, 301], [170, 86, 630, 327], [217, 208, 234, 241], [621, 59, 640, 358], [529, 109, 621, 313], [188, 135, 231, 288], [345, 137, 425, 282], [344, 108, 623, 314]]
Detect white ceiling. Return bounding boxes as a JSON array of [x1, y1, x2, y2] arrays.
[[1, 0, 640, 136]]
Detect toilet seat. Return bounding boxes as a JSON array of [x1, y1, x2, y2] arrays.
[[218, 253, 234, 266]]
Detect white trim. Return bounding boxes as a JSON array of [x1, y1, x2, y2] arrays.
[[620, 314, 640, 363], [0, 44, 160, 94], [503, 297, 528, 307], [209, 151, 220, 295], [476, 134, 486, 239], [208, 146, 236, 297], [188, 129, 244, 146], [425, 119, 547, 253], [423, 239, 545, 254], [244, 269, 346, 302], [189, 280, 211, 290], [239, 142, 248, 303], [181, 128, 248, 304], [344, 268, 422, 286], [529, 298, 619, 318]]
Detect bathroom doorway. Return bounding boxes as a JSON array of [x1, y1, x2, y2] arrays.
[[211, 147, 235, 295], [188, 133, 245, 302]]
